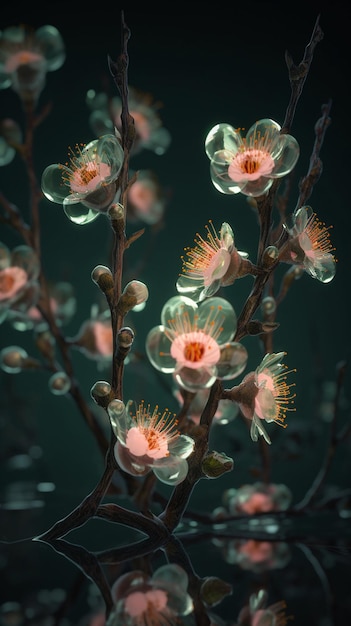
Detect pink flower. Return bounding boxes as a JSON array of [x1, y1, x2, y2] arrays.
[[0, 242, 40, 324], [281, 205, 336, 283], [176, 220, 251, 302], [0, 24, 65, 104], [108, 399, 194, 485], [146, 295, 248, 392], [205, 119, 299, 197], [41, 134, 124, 225], [230, 352, 296, 444], [69, 311, 113, 365], [86, 86, 171, 157], [225, 482, 292, 515]]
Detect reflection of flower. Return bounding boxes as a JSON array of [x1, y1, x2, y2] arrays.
[[0, 242, 40, 325], [86, 86, 171, 156], [127, 170, 166, 225], [237, 589, 290, 626], [214, 537, 290, 573], [108, 399, 194, 485], [232, 352, 296, 444], [146, 295, 248, 392], [176, 220, 251, 302], [205, 118, 299, 197], [281, 205, 336, 283], [41, 134, 124, 225], [107, 564, 193, 625], [224, 482, 292, 515], [0, 24, 65, 103]]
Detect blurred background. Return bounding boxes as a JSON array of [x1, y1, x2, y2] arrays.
[[0, 5, 350, 625]]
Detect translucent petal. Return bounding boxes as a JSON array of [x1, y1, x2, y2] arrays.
[[11, 245, 40, 279], [292, 205, 311, 232], [0, 137, 15, 166], [107, 399, 127, 438], [63, 200, 100, 225], [96, 134, 124, 176], [220, 221, 234, 249], [153, 458, 188, 485], [205, 123, 240, 159], [270, 134, 300, 177], [197, 296, 236, 344], [35, 25, 66, 71], [167, 434, 194, 459], [200, 279, 221, 300], [210, 160, 242, 194], [175, 366, 216, 392], [89, 109, 114, 137], [216, 342, 248, 379], [145, 325, 175, 372], [305, 252, 336, 283], [245, 118, 281, 144], [176, 275, 204, 302], [152, 564, 189, 593], [114, 441, 150, 476], [160, 295, 197, 327], [41, 163, 71, 203], [236, 177, 273, 197]]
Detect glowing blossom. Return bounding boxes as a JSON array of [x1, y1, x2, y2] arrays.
[[41, 134, 124, 225], [0, 242, 40, 325], [176, 220, 251, 302], [68, 309, 113, 367], [0, 24, 65, 103], [108, 399, 194, 485], [127, 169, 166, 225], [86, 86, 171, 156], [146, 295, 248, 392], [231, 352, 296, 444], [281, 205, 336, 283], [205, 118, 299, 197], [107, 564, 193, 626]]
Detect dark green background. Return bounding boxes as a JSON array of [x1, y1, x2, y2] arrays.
[[0, 5, 350, 624]]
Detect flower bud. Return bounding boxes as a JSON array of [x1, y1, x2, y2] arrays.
[[90, 380, 113, 407], [108, 202, 124, 221], [0, 346, 28, 373], [262, 245, 279, 268], [202, 450, 233, 478], [123, 280, 149, 306], [48, 372, 71, 395], [91, 265, 114, 294], [261, 296, 276, 316], [200, 576, 233, 607], [117, 326, 135, 349], [117, 280, 149, 315]]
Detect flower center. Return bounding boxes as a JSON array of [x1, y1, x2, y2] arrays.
[[184, 341, 205, 362], [299, 211, 335, 256], [0, 272, 15, 293], [0, 267, 28, 301], [126, 401, 179, 460], [64, 144, 112, 193]]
